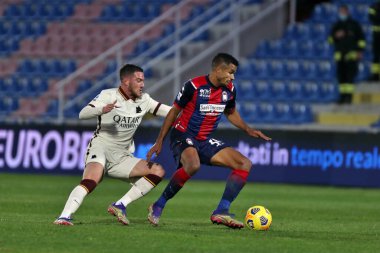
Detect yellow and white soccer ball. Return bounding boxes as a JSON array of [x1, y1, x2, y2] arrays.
[[245, 205, 272, 230]]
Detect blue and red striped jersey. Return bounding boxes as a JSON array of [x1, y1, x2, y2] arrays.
[[173, 75, 236, 140]]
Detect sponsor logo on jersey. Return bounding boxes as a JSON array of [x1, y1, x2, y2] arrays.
[[199, 104, 226, 113], [113, 115, 141, 128], [222, 91, 228, 102], [199, 89, 211, 98]]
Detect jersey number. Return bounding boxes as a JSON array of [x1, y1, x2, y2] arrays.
[[209, 138, 223, 147]]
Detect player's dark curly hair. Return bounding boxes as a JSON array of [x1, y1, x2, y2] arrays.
[[119, 64, 143, 81], [211, 53, 239, 69]]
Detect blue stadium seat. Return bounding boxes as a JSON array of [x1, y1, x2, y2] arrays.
[[0, 96, 19, 113], [268, 40, 285, 58], [254, 80, 272, 101], [31, 77, 49, 95], [237, 63, 254, 78], [298, 40, 315, 59], [254, 40, 270, 58], [317, 61, 335, 80], [286, 81, 304, 102], [239, 102, 258, 122], [351, 4, 370, 24], [236, 80, 254, 100], [15, 77, 33, 97], [284, 24, 310, 40], [290, 103, 313, 123], [355, 61, 369, 82], [310, 23, 329, 41], [284, 61, 302, 79], [2, 77, 18, 95], [300, 61, 318, 80], [251, 60, 270, 79], [303, 81, 321, 102], [283, 40, 299, 59], [273, 103, 292, 123], [268, 60, 285, 79], [310, 4, 337, 24], [319, 81, 339, 102], [314, 42, 333, 60], [76, 79, 92, 93], [256, 102, 275, 123], [270, 80, 288, 101], [45, 99, 59, 117]]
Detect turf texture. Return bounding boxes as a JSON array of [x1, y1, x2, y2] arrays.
[[0, 173, 379, 253]]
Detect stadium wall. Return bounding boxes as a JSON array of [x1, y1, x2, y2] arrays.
[[0, 124, 379, 188]]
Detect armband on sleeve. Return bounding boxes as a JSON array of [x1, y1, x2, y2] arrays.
[[153, 103, 171, 117]]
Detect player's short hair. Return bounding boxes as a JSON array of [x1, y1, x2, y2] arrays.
[[211, 53, 239, 69], [119, 64, 143, 81]]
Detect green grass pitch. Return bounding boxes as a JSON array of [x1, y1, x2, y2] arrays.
[[0, 173, 379, 253]]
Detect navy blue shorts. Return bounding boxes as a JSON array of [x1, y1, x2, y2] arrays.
[[170, 129, 229, 168]]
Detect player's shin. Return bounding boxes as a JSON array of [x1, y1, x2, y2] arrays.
[[116, 174, 162, 207], [59, 179, 97, 218], [155, 167, 191, 208], [215, 169, 249, 213]]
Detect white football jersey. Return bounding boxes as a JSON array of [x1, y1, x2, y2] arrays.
[[85, 87, 163, 153]]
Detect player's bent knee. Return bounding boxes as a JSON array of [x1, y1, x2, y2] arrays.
[[151, 163, 165, 178], [79, 179, 97, 193], [185, 162, 200, 175], [239, 157, 252, 171]]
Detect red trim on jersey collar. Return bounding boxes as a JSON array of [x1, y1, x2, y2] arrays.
[[118, 86, 133, 101]]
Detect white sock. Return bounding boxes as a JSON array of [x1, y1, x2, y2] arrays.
[[59, 185, 88, 218], [115, 177, 155, 207]]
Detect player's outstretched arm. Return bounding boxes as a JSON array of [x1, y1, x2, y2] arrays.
[[148, 97, 172, 117], [225, 109, 271, 141], [147, 106, 181, 161]]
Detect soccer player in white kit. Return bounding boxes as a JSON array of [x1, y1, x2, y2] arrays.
[[54, 64, 171, 226]]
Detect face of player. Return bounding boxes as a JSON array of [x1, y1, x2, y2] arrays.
[[123, 71, 144, 99], [215, 63, 237, 86]]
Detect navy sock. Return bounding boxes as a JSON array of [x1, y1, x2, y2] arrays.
[[155, 168, 191, 208], [216, 169, 249, 212]]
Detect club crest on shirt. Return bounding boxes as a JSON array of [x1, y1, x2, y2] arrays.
[[222, 91, 228, 102], [186, 138, 194, 146], [136, 106, 142, 113], [199, 89, 211, 98]]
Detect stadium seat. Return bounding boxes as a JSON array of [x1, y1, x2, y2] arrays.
[[239, 101, 258, 122], [284, 60, 302, 79], [254, 80, 272, 101], [256, 102, 275, 123], [251, 60, 270, 79], [268, 60, 285, 79], [319, 81, 339, 102], [317, 61, 335, 81], [273, 103, 292, 123], [300, 61, 318, 80], [270, 80, 288, 101], [236, 80, 254, 100], [303, 81, 321, 102], [290, 103, 313, 123], [286, 81, 304, 102]]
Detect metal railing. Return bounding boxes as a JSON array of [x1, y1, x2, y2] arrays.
[[54, 0, 294, 123]]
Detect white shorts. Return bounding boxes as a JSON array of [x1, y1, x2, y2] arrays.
[[85, 138, 141, 179]]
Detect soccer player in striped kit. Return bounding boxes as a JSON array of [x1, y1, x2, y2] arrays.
[[54, 64, 171, 226], [147, 53, 271, 228]]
